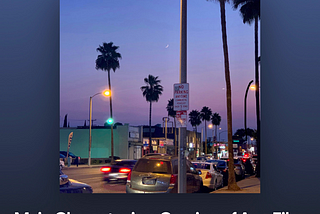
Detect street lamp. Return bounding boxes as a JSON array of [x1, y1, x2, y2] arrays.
[[208, 124, 214, 155], [88, 89, 111, 166], [219, 130, 227, 142], [244, 80, 254, 142]]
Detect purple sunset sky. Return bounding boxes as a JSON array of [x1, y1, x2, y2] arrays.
[[60, 0, 260, 140]]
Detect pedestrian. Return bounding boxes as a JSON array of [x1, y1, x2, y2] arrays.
[[68, 155, 72, 167], [75, 156, 79, 167]]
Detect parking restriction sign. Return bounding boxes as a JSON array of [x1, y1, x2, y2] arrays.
[[173, 83, 189, 111]]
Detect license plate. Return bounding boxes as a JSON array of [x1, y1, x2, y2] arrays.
[[142, 177, 156, 185]]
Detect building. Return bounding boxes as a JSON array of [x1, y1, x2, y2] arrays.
[[60, 123, 201, 162], [60, 123, 143, 162]]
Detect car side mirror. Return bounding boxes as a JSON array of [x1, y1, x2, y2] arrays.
[[60, 174, 69, 186], [197, 170, 202, 175]]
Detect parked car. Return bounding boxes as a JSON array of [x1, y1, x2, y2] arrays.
[[192, 162, 224, 190], [60, 151, 79, 158], [206, 159, 228, 185], [60, 170, 93, 193], [241, 157, 255, 175], [126, 155, 203, 193], [220, 157, 246, 181], [101, 159, 137, 183], [196, 156, 208, 162]]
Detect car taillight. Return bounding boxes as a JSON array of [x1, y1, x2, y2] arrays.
[[205, 172, 212, 179], [100, 167, 111, 172], [170, 174, 177, 185], [127, 171, 132, 182], [119, 168, 131, 173]]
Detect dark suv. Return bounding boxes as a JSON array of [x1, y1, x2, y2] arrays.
[[126, 155, 203, 193]]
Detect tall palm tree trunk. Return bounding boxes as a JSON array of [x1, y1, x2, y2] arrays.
[[219, 0, 240, 190], [254, 16, 260, 177], [107, 70, 114, 164], [149, 101, 153, 153], [205, 121, 207, 155]]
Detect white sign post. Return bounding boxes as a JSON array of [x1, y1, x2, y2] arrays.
[[173, 83, 189, 111]]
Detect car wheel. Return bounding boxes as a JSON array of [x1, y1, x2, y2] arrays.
[[197, 181, 203, 193]]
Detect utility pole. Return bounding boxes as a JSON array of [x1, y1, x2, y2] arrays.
[[178, 0, 187, 193]]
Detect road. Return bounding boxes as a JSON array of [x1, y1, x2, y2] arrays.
[[62, 167, 126, 193], [61, 166, 251, 193]]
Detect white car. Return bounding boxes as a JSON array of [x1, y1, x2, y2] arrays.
[[192, 161, 224, 190]]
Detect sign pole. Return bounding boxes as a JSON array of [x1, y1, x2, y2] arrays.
[[178, 0, 187, 193]]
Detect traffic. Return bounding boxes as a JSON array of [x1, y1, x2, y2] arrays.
[[60, 152, 256, 194]]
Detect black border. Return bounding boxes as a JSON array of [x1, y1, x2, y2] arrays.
[[1, 0, 320, 213]]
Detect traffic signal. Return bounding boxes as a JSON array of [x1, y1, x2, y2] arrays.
[[106, 118, 114, 125]]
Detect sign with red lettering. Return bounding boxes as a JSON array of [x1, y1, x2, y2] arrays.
[[173, 83, 189, 111]]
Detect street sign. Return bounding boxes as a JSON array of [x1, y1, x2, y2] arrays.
[[176, 110, 187, 127], [173, 83, 189, 111]]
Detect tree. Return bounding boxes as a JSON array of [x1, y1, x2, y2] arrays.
[[188, 110, 202, 159], [95, 42, 122, 164], [206, 0, 240, 190], [141, 75, 163, 153], [200, 106, 212, 155], [63, 114, 68, 127], [211, 112, 221, 158], [166, 99, 177, 156], [232, 0, 261, 177]]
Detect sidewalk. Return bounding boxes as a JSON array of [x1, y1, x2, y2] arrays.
[[212, 176, 260, 193]]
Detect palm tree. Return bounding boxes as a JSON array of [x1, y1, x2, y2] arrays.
[[166, 99, 177, 156], [232, 0, 261, 178], [95, 42, 122, 164], [211, 112, 221, 158], [188, 110, 202, 159], [141, 75, 163, 153], [200, 106, 212, 155], [206, 0, 240, 190]]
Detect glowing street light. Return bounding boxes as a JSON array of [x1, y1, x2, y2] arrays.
[[88, 89, 111, 166]]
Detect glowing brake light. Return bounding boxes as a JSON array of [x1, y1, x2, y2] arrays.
[[127, 171, 132, 182], [170, 174, 177, 185], [205, 172, 212, 179], [100, 167, 111, 172], [119, 168, 131, 173]]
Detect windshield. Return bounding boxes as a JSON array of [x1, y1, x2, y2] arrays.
[[133, 159, 172, 174]]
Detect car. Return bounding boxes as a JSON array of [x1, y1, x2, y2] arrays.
[[220, 157, 246, 181], [143, 153, 170, 157], [241, 157, 255, 175], [100, 159, 137, 183], [206, 159, 229, 185], [60, 151, 78, 158], [196, 156, 208, 162], [104, 155, 121, 163], [126, 155, 203, 193], [60, 170, 93, 193], [192, 162, 224, 190]]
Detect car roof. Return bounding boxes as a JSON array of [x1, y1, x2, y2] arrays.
[[115, 159, 137, 162], [140, 155, 177, 161]]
